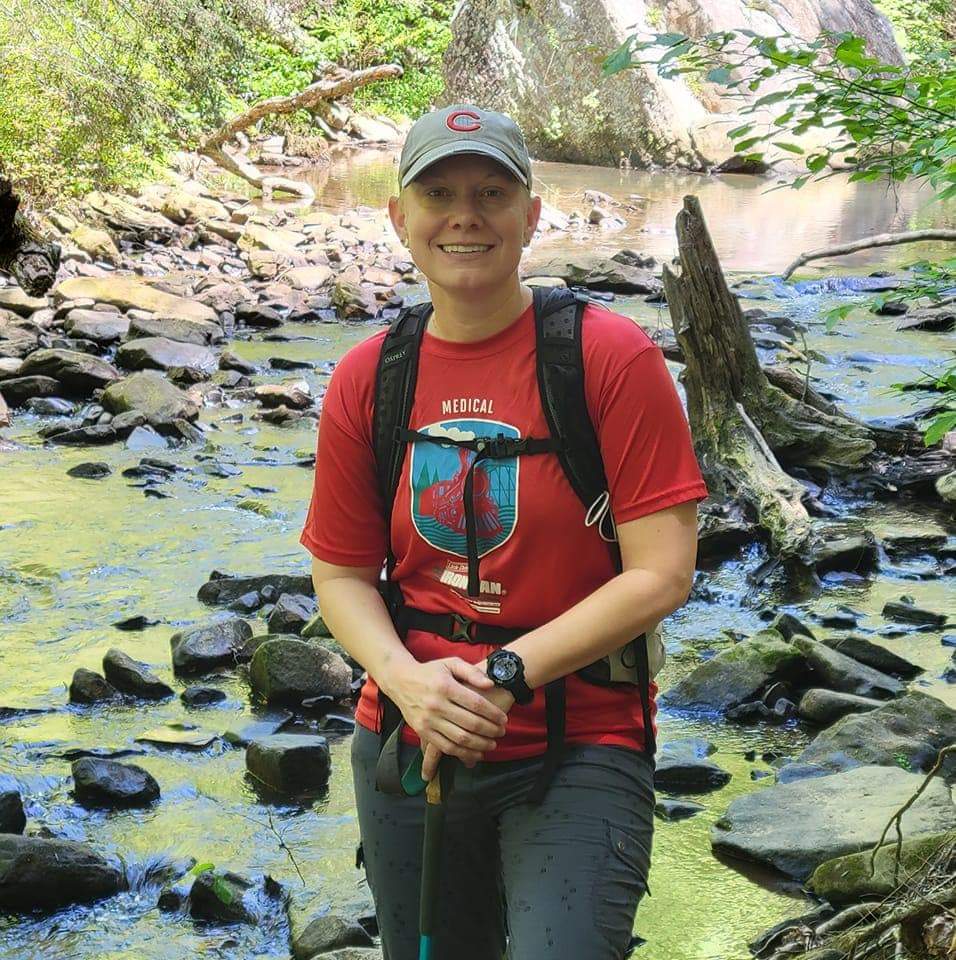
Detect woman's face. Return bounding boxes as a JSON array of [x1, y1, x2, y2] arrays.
[[388, 154, 541, 300]]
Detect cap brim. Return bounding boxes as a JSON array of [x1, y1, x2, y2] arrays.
[[401, 141, 528, 188]]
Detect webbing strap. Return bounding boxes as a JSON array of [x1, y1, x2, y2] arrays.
[[526, 678, 566, 805]]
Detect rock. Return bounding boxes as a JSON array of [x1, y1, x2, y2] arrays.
[[791, 636, 903, 700], [220, 351, 257, 375], [766, 612, 816, 642], [71, 757, 160, 808], [789, 692, 956, 782], [18, 349, 120, 397], [936, 471, 956, 503], [882, 531, 949, 557], [254, 382, 312, 410], [160, 189, 229, 225], [69, 668, 121, 704], [181, 686, 227, 707], [655, 798, 706, 821], [239, 222, 305, 257], [63, 309, 129, 343], [69, 225, 120, 263], [249, 638, 352, 705], [292, 912, 375, 960], [0, 391, 8, 427], [0, 375, 60, 406], [189, 868, 256, 923], [127, 315, 223, 346], [48, 422, 118, 445], [235, 302, 284, 328], [285, 265, 334, 290], [872, 298, 908, 316], [56, 277, 217, 324], [134, 721, 219, 750], [897, 303, 955, 333], [170, 617, 253, 675], [101, 371, 199, 429], [198, 570, 314, 606], [821, 635, 922, 679], [521, 254, 661, 294], [711, 765, 956, 880], [267, 593, 317, 635], [28, 396, 76, 416], [660, 630, 806, 713], [102, 648, 174, 700], [245, 734, 331, 794], [0, 834, 127, 910], [223, 711, 294, 748], [808, 831, 956, 903], [714, 154, 771, 175], [331, 280, 377, 319], [301, 612, 332, 638], [811, 534, 879, 576], [882, 597, 948, 628], [125, 425, 168, 450], [0, 791, 26, 834], [654, 739, 731, 793], [116, 337, 216, 377], [0, 285, 47, 316], [797, 688, 884, 726], [348, 113, 401, 142]]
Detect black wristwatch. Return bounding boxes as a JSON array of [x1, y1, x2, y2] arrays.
[[486, 650, 534, 705]]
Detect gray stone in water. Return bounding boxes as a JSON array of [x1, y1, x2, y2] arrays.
[[0, 834, 127, 910], [790, 692, 956, 782], [198, 570, 314, 606], [655, 798, 706, 821], [811, 535, 879, 576], [791, 636, 903, 700], [170, 617, 253, 676], [522, 254, 661, 294], [63, 309, 130, 344], [69, 667, 121, 704], [267, 593, 316, 635], [66, 461, 111, 479], [189, 868, 256, 923], [229, 590, 264, 613], [0, 790, 26, 834], [71, 757, 160, 808], [125, 425, 168, 450], [0, 375, 67, 406], [659, 630, 807, 714], [766, 612, 816, 642], [246, 734, 331, 794], [116, 337, 217, 376], [711, 765, 956, 880], [48, 422, 118, 446], [797, 688, 884, 726], [235, 303, 284, 328], [882, 598, 948, 628], [654, 739, 730, 794], [102, 647, 174, 700], [127, 314, 223, 345], [301, 612, 332, 638], [26, 396, 75, 416], [222, 710, 293, 748], [134, 722, 219, 750], [249, 637, 352, 705], [821, 634, 922, 679], [110, 410, 148, 436], [292, 912, 375, 960], [101, 370, 199, 428], [18, 348, 121, 397], [181, 686, 228, 707]]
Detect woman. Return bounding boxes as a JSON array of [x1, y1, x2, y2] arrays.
[[301, 104, 707, 960]]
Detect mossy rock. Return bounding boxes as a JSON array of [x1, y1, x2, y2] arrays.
[[249, 637, 351, 704], [808, 831, 956, 903]]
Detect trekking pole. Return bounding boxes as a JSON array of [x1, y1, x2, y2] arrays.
[[418, 755, 454, 960]]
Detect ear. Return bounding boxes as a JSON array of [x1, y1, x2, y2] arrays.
[[388, 194, 406, 242], [525, 194, 542, 244]]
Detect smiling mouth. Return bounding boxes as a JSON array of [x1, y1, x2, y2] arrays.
[[437, 244, 494, 254]]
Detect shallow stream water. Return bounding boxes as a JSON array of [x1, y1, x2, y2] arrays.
[[0, 151, 953, 960]]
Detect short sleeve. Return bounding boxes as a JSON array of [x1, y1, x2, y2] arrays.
[[591, 342, 708, 523], [299, 343, 388, 567]]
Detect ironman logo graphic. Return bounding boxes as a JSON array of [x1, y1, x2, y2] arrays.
[[410, 419, 518, 558]]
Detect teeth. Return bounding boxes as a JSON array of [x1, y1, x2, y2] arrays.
[[440, 245, 491, 253]]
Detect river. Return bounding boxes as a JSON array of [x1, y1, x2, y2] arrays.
[[0, 150, 953, 960]]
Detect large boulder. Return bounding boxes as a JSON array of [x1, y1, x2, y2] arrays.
[[71, 757, 160, 809], [441, 0, 902, 169], [55, 277, 216, 324], [292, 912, 376, 960], [18, 349, 120, 397], [197, 570, 314, 606], [0, 834, 127, 910], [116, 337, 217, 376], [660, 630, 806, 713], [249, 638, 352, 705], [711, 765, 956, 880], [102, 648, 174, 700], [654, 738, 731, 793], [787, 692, 956, 782], [160, 189, 230, 225], [791, 636, 903, 700], [63, 309, 130, 344], [245, 734, 331, 794], [127, 315, 223, 346], [0, 375, 59, 406], [101, 371, 199, 428], [521, 253, 660, 294], [821, 634, 922, 679], [170, 617, 253, 675]]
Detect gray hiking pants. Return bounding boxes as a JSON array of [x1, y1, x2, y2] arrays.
[[351, 724, 655, 960]]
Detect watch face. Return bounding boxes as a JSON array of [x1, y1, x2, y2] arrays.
[[491, 654, 518, 683]]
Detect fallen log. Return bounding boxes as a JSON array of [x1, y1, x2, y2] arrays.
[[663, 195, 877, 559], [198, 63, 403, 200], [0, 178, 61, 296]]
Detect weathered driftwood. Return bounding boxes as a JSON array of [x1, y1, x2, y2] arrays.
[[198, 63, 403, 200], [662, 195, 877, 559], [781, 229, 956, 281], [0, 179, 60, 296]]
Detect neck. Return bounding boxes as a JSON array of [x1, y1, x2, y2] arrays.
[[426, 278, 532, 343]]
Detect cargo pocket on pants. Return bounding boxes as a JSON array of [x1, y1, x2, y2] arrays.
[[596, 823, 652, 960]]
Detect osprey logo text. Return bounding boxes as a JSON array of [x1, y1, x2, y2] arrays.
[[446, 110, 482, 133]]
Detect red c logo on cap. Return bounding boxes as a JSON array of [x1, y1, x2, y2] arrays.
[[446, 110, 482, 133]]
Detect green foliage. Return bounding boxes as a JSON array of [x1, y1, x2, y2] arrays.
[[873, 0, 956, 58], [602, 28, 956, 200]]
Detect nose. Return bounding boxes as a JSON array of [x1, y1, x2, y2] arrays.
[[445, 194, 484, 231]]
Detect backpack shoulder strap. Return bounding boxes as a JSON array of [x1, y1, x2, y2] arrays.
[[533, 286, 621, 567]]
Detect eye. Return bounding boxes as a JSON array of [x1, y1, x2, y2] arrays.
[[482, 188, 504, 198], [425, 188, 449, 198]]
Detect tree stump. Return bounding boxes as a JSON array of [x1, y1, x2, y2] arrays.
[[663, 196, 879, 559], [0, 178, 60, 297]]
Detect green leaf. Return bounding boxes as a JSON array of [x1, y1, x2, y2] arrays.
[[773, 141, 804, 154], [754, 90, 793, 107], [824, 304, 854, 331], [733, 135, 765, 151], [602, 41, 634, 77], [806, 153, 829, 172], [923, 410, 956, 447]]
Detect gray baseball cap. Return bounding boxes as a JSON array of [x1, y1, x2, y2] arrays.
[[398, 105, 532, 189]]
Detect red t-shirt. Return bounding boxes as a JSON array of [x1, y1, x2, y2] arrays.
[[300, 301, 708, 760]]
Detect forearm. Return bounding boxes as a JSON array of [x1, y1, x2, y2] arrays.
[[313, 576, 417, 700], [506, 568, 688, 690]]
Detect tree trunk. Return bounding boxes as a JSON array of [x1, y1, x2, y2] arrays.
[[663, 195, 878, 559], [0, 178, 60, 296]]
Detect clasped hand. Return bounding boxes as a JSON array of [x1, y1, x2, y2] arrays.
[[389, 657, 514, 781]]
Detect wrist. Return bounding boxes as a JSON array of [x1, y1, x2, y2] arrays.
[[486, 649, 534, 705], [376, 652, 419, 702]]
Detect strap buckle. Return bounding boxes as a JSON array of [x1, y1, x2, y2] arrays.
[[450, 613, 479, 643], [475, 434, 521, 459]]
